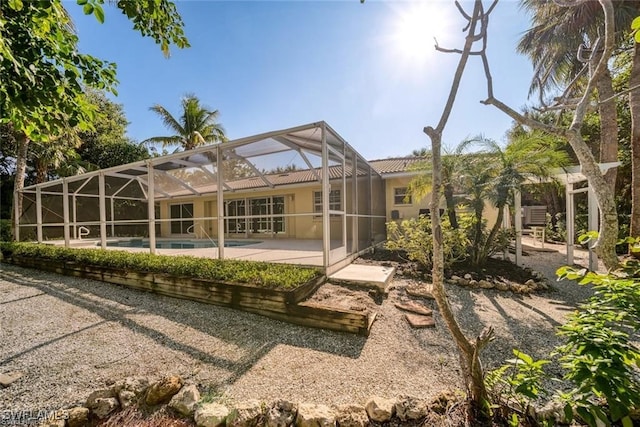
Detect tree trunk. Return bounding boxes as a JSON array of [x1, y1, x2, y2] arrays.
[[35, 160, 47, 184], [12, 133, 29, 241], [444, 183, 458, 229], [596, 68, 618, 193], [629, 42, 640, 237], [481, 203, 505, 264], [566, 128, 619, 269]]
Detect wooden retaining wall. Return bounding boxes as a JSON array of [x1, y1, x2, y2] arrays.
[[6, 256, 373, 336]]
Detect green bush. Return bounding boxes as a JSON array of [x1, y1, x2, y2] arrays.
[[486, 254, 640, 427], [385, 214, 468, 269], [0, 242, 321, 289], [0, 219, 11, 242]]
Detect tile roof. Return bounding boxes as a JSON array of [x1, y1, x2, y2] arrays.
[[368, 157, 425, 174]]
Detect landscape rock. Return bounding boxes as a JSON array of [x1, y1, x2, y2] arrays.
[[468, 279, 478, 287], [334, 404, 369, 427], [450, 275, 461, 282], [364, 397, 395, 422], [227, 399, 264, 427], [524, 279, 536, 287], [66, 407, 89, 427], [145, 375, 183, 405], [295, 403, 335, 427], [535, 400, 571, 424], [114, 377, 148, 406], [85, 388, 116, 417], [463, 274, 472, 280], [394, 397, 428, 421], [266, 400, 297, 427], [195, 403, 230, 427], [90, 397, 119, 419], [495, 282, 509, 291], [169, 384, 201, 417], [478, 280, 494, 289], [457, 278, 470, 286]]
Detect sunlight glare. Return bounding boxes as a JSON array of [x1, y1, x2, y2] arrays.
[[390, 2, 450, 67]]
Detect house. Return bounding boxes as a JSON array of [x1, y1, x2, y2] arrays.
[[15, 122, 498, 274]]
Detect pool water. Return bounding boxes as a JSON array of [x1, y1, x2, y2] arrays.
[[104, 239, 260, 249]]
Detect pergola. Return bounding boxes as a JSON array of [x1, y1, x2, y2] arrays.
[[16, 122, 386, 272], [513, 162, 620, 271]]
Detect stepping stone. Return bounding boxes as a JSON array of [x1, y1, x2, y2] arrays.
[[394, 301, 433, 316], [404, 313, 435, 328], [406, 285, 435, 300], [0, 371, 23, 387]]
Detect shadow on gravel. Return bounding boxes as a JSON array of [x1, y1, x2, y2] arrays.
[[0, 265, 366, 388]]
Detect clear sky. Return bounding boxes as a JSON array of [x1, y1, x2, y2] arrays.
[[66, 0, 534, 161]]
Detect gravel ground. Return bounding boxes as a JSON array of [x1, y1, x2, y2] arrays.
[[0, 240, 596, 412]]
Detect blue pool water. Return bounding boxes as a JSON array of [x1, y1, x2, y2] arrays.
[[104, 239, 260, 249]]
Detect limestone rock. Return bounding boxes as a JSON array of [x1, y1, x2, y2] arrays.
[[394, 397, 428, 421], [468, 279, 478, 287], [495, 282, 509, 291], [450, 275, 461, 282], [227, 399, 264, 427], [364, 397, 395, 423], [85, 388, 117, 418], [195, 403, 230, 427], [114, 377, 148, 408], [478, 280, 494, 289], [66, 407, 89, 427], [334, 404, 369, 427], [525, 279, 536, 287], [457, 278, 470, 286], [145, 375, 183, 405], [169, 384, 201, 417], [535, 400, 571, 424], [295, 403, 335, 427], [463, 274, 472, 280], [91, 397, 119, 419], [266, 400, 297, 427]]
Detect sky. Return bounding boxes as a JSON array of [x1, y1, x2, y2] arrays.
[[66, 0, 535, 161]]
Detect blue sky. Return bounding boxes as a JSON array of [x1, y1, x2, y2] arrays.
[[67, 0, 534, 161]]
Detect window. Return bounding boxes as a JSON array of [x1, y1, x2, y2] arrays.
[[394, 187, 412, 205], [224, 196, 285, 234], [314, 189, 342, 215], [225, 199, 246, 233], [170, 203, 194, 234]]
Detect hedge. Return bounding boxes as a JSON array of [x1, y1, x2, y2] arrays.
[[0, 242, 321, 290]]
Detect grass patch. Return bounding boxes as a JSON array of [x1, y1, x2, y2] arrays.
[[0, 242, 321, 290]]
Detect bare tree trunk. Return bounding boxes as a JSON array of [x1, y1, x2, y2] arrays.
[[424, 1, 494, 419], [596, 68, 618, 192], [12, 133, 29, 241], [629, 42, 640, 237]]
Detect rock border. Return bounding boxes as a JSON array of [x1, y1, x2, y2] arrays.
[[448, 268, 550, 294], [34, 375, 462, 427]]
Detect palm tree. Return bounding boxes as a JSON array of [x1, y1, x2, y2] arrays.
[[458, 134, 570, 265], [144, 94, 227, 151], [407, 148, 464, 229], [518, 0, 640, 236]]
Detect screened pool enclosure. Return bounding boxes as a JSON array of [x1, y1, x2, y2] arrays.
[[16, 122, 386, 273]]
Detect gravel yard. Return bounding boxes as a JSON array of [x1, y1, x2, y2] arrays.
[[0, 240, 596, 412]]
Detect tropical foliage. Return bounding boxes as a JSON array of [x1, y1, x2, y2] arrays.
[[144, 94, 227, 151]]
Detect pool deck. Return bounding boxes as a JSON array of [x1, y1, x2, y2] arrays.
[[45, 238, 325, 266]]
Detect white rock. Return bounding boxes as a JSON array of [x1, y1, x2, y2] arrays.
[[169, 384, 201, 417], [365, 397, 395, 422], [266, 400, 297, 427], [91, 397, 119, 419], [195, 403, 230, 427], [478, 280, 494, 289], [394, 397, 428, 421], [226, 399, 264, 427], [334, 404, 368, 427], [295, 403, 335, 427], [463, 273, 472, 280]]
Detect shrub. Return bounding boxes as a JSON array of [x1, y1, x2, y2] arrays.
[[487, 255, 640, 427], [0, 219, 11, 242], [385, 215, 468, 269], [0, 242, 321, 289]]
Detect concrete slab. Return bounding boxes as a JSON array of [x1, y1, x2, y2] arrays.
[[328, 264, 395, 293]]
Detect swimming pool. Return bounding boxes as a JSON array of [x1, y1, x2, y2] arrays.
[[103, 239, 261, 249]]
